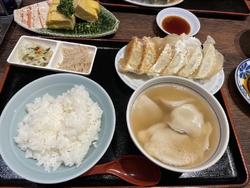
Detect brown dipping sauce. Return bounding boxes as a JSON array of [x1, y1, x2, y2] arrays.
[[162, 15, 191, 35], [248, 77, 250, 93], [244, 74, 250, 94]]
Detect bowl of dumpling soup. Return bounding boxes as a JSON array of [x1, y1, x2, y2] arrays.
[[126, 76, 229, 173]]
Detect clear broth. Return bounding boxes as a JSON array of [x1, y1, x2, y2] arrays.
[[130, 84, 220, 168]]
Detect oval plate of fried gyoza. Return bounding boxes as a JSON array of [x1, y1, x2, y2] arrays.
[[115, 34, 225, 95]]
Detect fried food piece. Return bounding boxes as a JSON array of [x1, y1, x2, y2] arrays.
[[178, 35, 203, 78], [119, 36, 145, 74], [162, 39, 187, 75], [178, 46, 203, 78], [118, 34, 224, 81], [148, 34, 180, 74], [192, 36, 223, 80], [139, 37, 159, 74], [148, 43, 173, 74]]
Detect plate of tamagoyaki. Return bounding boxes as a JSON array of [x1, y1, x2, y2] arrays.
[[13, 0, 119, 38], [46, 0, 100, 30], [115, 33, 225, 95]]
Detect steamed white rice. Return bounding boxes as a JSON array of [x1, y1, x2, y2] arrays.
[[14, 85, 103, 172]]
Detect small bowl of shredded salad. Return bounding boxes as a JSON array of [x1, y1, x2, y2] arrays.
[[18, 42, 53, 67]]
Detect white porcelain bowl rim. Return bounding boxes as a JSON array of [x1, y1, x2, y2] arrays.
[[126, 76, 229, 173]]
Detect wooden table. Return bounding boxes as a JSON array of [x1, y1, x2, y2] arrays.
[[0, 0, 250, 186]]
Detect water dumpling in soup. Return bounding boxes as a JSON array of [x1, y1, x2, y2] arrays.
[[132, 95, 164, 127], [138, 122, 166, 144], [131, 84, 220, 168], [168, 103, 204, 137], [138, 103, 212, 167], [140, 122, 212, 166]]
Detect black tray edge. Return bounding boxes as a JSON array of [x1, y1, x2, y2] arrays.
[[219, 88, 250, 187], [0, 64, 10, 93]]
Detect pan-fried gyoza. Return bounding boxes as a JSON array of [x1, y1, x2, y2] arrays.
[[119, 34, 224, 81]]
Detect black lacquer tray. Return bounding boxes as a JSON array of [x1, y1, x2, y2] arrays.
[[97, 0, 250, 19], [0, 40, 249, 187]]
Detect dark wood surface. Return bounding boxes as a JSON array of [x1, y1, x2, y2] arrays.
[[1, 0, 250, 186]]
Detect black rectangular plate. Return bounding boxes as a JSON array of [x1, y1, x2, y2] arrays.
[[0, 40, 249, 187], [97, 0, 250, 19]]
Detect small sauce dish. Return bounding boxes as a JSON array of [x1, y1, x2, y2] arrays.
[[156, 7, 200, 36], [235, 58, 250, 104]]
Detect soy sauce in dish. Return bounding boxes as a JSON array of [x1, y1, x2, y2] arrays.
[[244, 74, 250, 94], [162, 15, 191, 35], [247, 76, 250, 93]]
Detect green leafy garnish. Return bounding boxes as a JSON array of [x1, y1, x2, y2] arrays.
[[57, 0, 75, 16]]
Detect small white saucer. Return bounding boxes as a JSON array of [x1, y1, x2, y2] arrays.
[[156, 7, 200, 36]]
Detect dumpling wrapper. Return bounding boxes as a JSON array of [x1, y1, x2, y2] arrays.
[[162, 39, 187, 75], [139, 122, 212, 166], [178, 45, 203, 78], [192, 35, 224, 80], [176, 34, 202, 77], [119, 37, 144, 74], [159, 98, 195, 109], [139, 37, 159, 74], [168, 103, 204, 137], [148, 34, 180, 74], [148, 43, 173, 74], [132, 95, 164, 126]]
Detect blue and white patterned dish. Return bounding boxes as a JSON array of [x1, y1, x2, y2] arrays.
[[235, 58, 250, 104], [115, 45, 225, 95]]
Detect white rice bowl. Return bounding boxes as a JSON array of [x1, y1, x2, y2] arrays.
[[0, 73, 116, 184]]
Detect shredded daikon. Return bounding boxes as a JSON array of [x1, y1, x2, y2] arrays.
[[58, 45, 92, 73]]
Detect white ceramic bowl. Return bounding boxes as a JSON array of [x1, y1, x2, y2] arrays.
[[156, 7, 200, 36], [7, 36, 97, 75], [126, 76, 229, 173], [0, 73, 115, 183]]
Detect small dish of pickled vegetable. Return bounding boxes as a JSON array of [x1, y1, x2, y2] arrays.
[[18, 42, 53, 67]]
